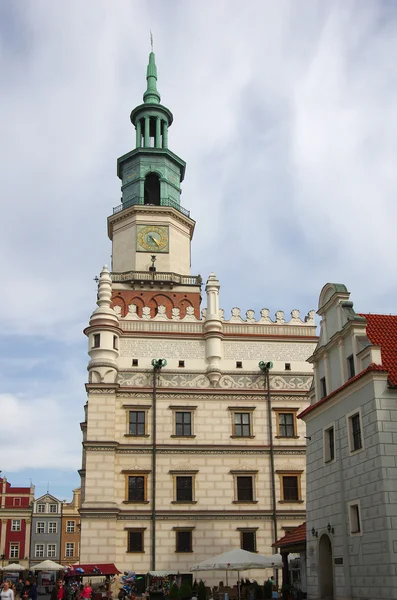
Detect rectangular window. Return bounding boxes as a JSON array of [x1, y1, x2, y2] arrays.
[[324, 426, 335, 462], [93, 333, 100, 348], [37, 504, 45, 513], [234, 413, 251, 437], [176, 530, 192, 553], [127, 530, 144, 553], [132, 359, 139, 366], [10, 544, 19, 559], [11, 520, 21, 532], [176, 476, 193, 502], [129, 411, 146, 436], [281, 476, 300, 501], [49, 504, 57, 513], [320, 377, 327, 398], [13, 498, 21, 506], [178, 360, 185, 368], [48, 522, 57, 534], [35, 544, 45, 558], [128, 476, 145, 502], [240, 531, 256, 552], [113, 335, 118, 350], [285, 363, 291, 371], [36, 522, 45, 534], [349, 413, 362, 452], [47, 544, 56, 558], [278, 413, 296, 437], [175, 412, 192, 436], [66, 521, 75, 533], [65, 543, 75, 558], [349, 503, 361, 534], [236, 361, 243, 368], [347, 354, 355, 379], [237, 476, 254, 502]]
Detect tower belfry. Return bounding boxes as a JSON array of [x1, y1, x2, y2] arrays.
[[107, 51, 201, 320]]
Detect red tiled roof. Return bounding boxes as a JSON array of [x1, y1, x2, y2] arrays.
[[360, 314, 397, 386], [69, 564, 120, 575], [298, 363, 388, 419], [274, 523, 306, 548]]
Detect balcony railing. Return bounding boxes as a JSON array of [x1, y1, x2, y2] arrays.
[[113, 196, 190, 218], [111, 270, 202, 286]]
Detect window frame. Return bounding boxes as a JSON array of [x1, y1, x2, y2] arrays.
[[174, 528, 194, 553], [170, 470, 198, 504], [10, 543, 20, 559], [323, 422, 336, 464], [49, 503, 57, 513], [346, 409, 364, 454], [65, 542, 75, 558], [126, 528, 146, 553], [348, 500, 362, 536], [238, 528, 258, 552], [347, 354, 355, 379], [36, 522, 45, 534], [47, 543, 57, 558], [35, 544, 45, 558], [37, 504, 45, 513], [13, 498, 21, 506], [277, 471, 303, 503], [229, 407, 255, 439], [48, 522, 57, 534], [123, 470, 150, 504], [93, 333, 100, 348], [274, 408, 298, 438], [231, 470, 258, 504], [11, 519, 21, 532], [169, 405, 197, 438], [124, 404, 150, 438], [66, 520, 75, 533], [320, 377, 327, 398]]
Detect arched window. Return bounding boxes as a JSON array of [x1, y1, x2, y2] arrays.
[[144, 172, 160, 206]]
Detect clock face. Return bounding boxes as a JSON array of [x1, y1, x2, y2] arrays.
[[137, 224, 169, 253]]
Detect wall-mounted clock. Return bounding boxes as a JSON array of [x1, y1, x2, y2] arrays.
[[137, 224, 169, 253]]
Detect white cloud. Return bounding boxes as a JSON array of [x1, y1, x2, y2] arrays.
[[2, 1, 397, 488], [0, 392, 81, 471]]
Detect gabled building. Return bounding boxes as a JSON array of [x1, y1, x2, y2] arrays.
[[300, 283, 397, 600], [30, 493, 62, 566], [60, 488, 81, 565], [79, 51, 317, 580], [0, 476, 34, 568]]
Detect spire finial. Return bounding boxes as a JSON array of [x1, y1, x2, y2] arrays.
[[143, 47, 161, 105]]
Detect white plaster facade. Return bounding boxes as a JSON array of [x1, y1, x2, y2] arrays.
[[301, 283, 397, 600]]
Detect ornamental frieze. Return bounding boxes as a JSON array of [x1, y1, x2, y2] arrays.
[[116, 370, 312, 391]]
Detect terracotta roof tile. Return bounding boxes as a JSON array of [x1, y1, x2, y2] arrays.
[[274, 522, 306, 547], [359, 314, 397, 386]]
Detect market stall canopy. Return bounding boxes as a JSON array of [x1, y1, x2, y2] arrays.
[[147, 571, 178, 577], [190, 549, 282, 571], [32, 560, 65, 571], [1, 563, 25, 571], [71, 563, 121, 575]]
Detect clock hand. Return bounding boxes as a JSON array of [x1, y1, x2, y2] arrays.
[[150, 236, 161, 247]]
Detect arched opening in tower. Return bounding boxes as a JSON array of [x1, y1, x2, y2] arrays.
[[144, 172, 160, 206]]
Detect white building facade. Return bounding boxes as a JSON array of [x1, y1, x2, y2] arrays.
[[300, 283, 397, 600], [79, 52, 317, 580]]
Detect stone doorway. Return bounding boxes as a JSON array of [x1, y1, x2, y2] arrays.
[[319, 534, 334, 599]]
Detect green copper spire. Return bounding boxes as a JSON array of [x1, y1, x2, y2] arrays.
[[143, 52, 161, 104]]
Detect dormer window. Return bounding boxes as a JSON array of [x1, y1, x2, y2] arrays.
[[347, 354, 355, 379]]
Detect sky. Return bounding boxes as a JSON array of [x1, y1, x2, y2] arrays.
[[1, 0, 397, 500]]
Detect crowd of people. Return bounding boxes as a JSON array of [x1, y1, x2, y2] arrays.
[[0, 580, 94, 600]]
